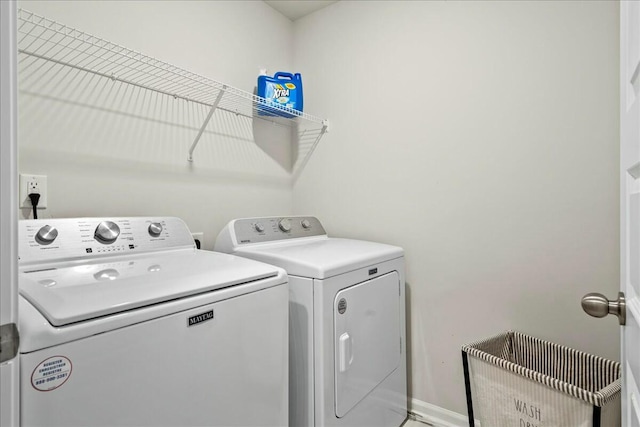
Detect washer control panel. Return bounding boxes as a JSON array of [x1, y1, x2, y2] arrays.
[[19, 217, 195, 266], [233, 216, 326, 245]]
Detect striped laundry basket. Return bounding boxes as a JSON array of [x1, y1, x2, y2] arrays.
[[461, 331, 620, 427]]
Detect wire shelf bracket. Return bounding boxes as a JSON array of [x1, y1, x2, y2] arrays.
[[188, 86, 226, 162]]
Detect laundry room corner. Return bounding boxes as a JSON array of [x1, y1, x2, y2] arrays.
[[6, 0, 626, 425], [16, 0, 298, 250], [291, 0, 620, 420]]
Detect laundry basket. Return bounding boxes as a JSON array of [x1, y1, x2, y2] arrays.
[[461, 331, 621, 427]]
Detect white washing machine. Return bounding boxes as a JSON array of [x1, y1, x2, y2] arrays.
[[215, 216, 407, 427], [18, 217, 289, 427]]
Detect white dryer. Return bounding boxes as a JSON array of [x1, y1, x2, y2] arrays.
[[18, 217, 289, 427], [215, 216, 407, 427]]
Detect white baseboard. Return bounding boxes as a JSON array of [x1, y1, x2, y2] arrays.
[[409, 398, 469, 427]]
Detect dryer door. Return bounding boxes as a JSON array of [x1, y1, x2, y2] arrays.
[[333, 271, 401, 418]]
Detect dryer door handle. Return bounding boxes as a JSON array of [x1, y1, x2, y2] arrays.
[[338, 333, 354, 372]]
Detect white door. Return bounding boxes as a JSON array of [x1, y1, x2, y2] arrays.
[[583, 3, 640, 424], [333, 272, 401, 418], [621, 2, 640, 425], [0, 1, 19, 426]]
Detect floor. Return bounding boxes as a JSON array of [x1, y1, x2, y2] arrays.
[[403, 417, 432, 427]]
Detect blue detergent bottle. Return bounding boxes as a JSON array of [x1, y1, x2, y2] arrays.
[[257, 71, 303, 118]]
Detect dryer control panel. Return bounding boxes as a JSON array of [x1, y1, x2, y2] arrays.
[[232, 216, 326, 245], [19, 217, 195, 266]]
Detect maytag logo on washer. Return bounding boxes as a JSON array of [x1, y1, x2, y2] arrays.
[[188, 310, 214, 327]]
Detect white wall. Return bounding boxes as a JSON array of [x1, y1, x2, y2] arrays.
[[17, 0, 295, 248], [292, 0, 620, 416]]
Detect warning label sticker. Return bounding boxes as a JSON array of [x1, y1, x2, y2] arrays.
[[31, 356, 72, 392]]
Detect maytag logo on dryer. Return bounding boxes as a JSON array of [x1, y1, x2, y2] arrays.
[[187, 310, 214, 327], [338, 298, 347, 314]]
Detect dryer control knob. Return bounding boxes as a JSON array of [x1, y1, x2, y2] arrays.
[[35, 225, 58, 245], [148, 222, 163, 237], [94, 221, 120, 244], [301, 219, 311, 229], [254, 222, 265, 233], [278, 218, 292, 233]]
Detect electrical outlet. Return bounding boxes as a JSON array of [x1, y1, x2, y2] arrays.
[[191, 232, 204, 249], [19, 174, 48, 209]]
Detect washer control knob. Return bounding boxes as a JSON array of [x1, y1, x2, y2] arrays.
[[35, 225, 58, 245], [301, 219, 311, 229], [278, 218, 292, 233], [254, 222, 265, 233], [148, 222, 163, 237], [94, 221, 120, 244]]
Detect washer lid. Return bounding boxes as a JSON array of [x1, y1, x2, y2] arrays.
[[235, 238, 403, 279], [19, 250, 280, 326]]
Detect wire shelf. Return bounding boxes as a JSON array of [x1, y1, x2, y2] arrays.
[[16, 8, 328, 179]]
